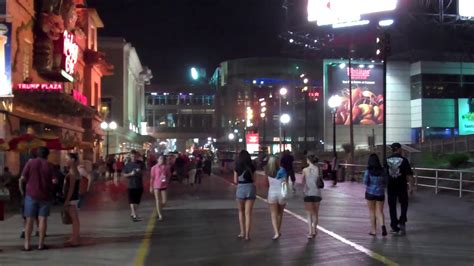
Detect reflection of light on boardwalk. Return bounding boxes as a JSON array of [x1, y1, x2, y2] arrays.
[[278, 201, 399, 266]]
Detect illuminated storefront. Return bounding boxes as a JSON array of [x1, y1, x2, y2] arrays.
[[2, 0, 112, 173]]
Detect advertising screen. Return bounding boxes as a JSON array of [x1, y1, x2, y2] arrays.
[[308, 0, 398, 25], [327, 63, 383, 125], [0, 23, 11, 97], [246, 133, 260, 154], [458, 98, 474, 135], [458, 0, 474, 17]]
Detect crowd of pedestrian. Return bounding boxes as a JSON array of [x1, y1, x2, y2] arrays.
[[0, 141, 414, 252], [233, 142, 414, 240]]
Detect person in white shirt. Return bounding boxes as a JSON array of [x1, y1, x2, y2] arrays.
[[264, 156, 287, 240]]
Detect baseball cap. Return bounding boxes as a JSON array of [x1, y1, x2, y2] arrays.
[[390, 143, 402, 151]]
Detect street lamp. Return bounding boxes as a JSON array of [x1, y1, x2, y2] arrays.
[[280, 113, 291, 152], [328, 95, 342, 157], [101, 121, 117, 159], [190, 67, 199, 80], [279, 87, 288, 152]]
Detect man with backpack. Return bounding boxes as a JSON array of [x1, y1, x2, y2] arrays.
[[386, 143, 414, 236]]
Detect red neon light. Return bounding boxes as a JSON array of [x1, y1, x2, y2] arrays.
[[246, 133, 259, 144], [63, 31, 79, 75], [15, 83, 63, 91], [72, 89, 87, 105]]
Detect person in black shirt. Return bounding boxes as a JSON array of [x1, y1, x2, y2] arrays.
[[123, 150, 145, 222], [386, 143, 414, 235], [234, 150, 256, 240]]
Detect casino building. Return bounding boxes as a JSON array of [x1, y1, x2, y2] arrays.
[[0, 0, 113, 173]]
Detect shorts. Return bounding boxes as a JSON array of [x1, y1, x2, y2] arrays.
[[24, 196, 52, 218], [128, 188, 144, 204], [268, 193, 286, 205], [304, 196, 322, 203], [365, 192, 385, 202], [236, 183, 256, 200]]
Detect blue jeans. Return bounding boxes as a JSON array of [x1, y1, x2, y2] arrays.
[[24, 196, 51, 218]]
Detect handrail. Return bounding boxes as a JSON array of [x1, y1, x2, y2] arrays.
[[330, 163, 473, 198]]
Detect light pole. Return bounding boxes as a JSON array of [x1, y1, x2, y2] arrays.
[[302, 76, 309, 151], [100, 121, 117, 159], [280, 113, 291, 152], [328, 95, 342, 157], [279, 87, 288, 153]]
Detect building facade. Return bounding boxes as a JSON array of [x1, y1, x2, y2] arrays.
[[0, 0, 112, 174], [323, 60, 474, 151], [144, 84, 216, 153], [100, 37, 153, 155], [215, 57, 323, 154]]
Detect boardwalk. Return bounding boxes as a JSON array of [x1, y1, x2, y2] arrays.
[[0, 173, 473, 266]]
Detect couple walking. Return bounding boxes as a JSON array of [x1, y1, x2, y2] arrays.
[[363, 143, 414, 236]]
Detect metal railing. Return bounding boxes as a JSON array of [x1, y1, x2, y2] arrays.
[[335, 163, 474, 198]]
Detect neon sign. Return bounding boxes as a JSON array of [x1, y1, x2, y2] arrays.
[[307, 0, 398, 26], [15, 83, 63, 91], [72, 89, 87, 106], [62, 31, 79, 76]]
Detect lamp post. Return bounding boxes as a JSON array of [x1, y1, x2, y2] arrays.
[[280, 113, 291, 152], [302, 76, 309, 151], [328, 95, 342, 157], [101, 121, 117, 159], [279, 87, 288, 153]]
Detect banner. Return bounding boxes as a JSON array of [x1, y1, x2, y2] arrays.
[[246, 133, 259, 154], [458, 98, 474, 135], [0, 22, 11, 97], [328, 63, 384, 125]]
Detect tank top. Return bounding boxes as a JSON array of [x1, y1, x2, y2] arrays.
[[64, 173, 81, 201], [303, 165, 321, 197]]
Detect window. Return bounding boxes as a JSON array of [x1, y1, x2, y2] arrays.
[[90, 27, 96, 50]]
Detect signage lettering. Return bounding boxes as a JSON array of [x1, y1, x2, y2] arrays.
[[15, 83, 63, 91], [63, 31, 79, 75], [72, 89, 87, 106]]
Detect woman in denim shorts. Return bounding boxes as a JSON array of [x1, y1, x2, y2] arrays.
[[234, 150, 256, 241]]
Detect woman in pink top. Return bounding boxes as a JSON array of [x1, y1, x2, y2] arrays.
[[150, 155, 170, 220]]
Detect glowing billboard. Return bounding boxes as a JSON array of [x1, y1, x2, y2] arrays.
[[327, 63, 384, 125], [459, 98, 474, 135], [0, 23, 11, 97], [458, 0, 474, 18], [307, 0, 398, 26]]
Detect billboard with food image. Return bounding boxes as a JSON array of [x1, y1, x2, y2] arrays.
[[328, 64, 384, 125]]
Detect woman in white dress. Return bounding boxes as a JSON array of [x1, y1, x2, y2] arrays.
[[301, 154, 323, 239], [265, 156, 287, 240]]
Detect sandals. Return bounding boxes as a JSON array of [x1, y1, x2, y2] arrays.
[[272, 233, 281, 240], [37, 245, 49, 251], [369, 232, 376, 236], [307, 234, 316, 239]]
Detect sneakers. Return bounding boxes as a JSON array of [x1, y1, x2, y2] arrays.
[[390, 227, 400, 235]]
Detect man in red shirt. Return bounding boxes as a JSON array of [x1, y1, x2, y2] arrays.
[[19, 147, 54, 251]]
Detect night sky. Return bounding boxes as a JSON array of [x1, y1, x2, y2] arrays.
[[88, 0, 286, 84]]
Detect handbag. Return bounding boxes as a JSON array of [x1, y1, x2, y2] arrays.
[[317, 176, 324, 189], [61, 208, 72, 225], [0, 188, 10, 202], [281, 181, 288, 198]]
